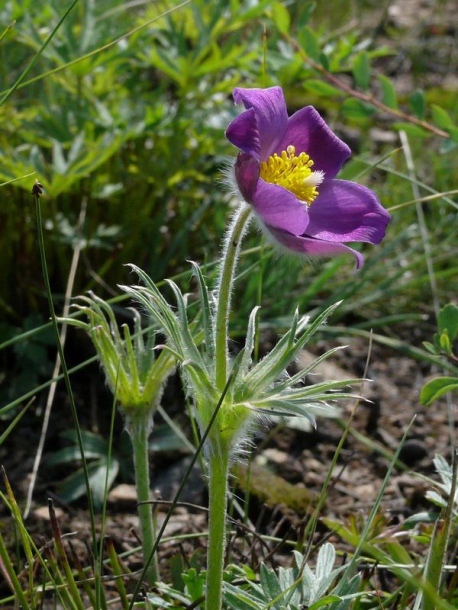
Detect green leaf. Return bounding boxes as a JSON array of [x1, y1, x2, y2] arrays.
[[447, 127, 458, 145], [319, 51, 329, 71], [270, 2, 290, 34], [296, 1, 316, 28], [378, 74, 398, 109], [431, 104, 454, 130], [315, 542, 336, 579], [299, 26, 321, 62], [438, 303, 458, 341], [420, 377, 458, 406], [223, 582, 263, 609], [409, 89, 426, 120], [342, 98, 376, 120], [439, 331, 452, 354], [303, 79, 342, 98], [182, 568, 206, 602], [392, 122, 429, 138], [190, 261, 214, 361], [352, 51, 370, 91], [309, 595, 342, 609], [422, 341, 439, 356], [260, 564, 283, 601]]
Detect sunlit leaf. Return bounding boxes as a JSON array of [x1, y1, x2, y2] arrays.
[[352, 51, 370, 91], [420, 376, 458, 406], [378, 74, 398, 109]]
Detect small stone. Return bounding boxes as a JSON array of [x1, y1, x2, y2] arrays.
[[399, 439, 428, 466], [108, 484, 138, 504], [32, 505, 64, 520]]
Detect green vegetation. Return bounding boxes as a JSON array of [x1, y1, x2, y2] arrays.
[[1, 0, 458, 608]]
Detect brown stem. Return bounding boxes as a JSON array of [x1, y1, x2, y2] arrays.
[[285, 33, 450, 139]]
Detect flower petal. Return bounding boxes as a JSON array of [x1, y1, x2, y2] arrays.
[[276, 106, 351, 179], [252, 179, 309, 235], [227, 87, 288, 161], [234, 152, 260, 203], [307, 180, 390, 244], [268, 227, 365, 269], [225, 107, 261, 160]]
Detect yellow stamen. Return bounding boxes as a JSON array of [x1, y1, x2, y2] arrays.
[[260, 145, 324, 205]]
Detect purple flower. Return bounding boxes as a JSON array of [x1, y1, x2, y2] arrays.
[[225, 86, 390, 268]]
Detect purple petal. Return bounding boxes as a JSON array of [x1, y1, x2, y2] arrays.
[[307, 180, 390, 244], [226, 87, 288, 161], [234, 152, 260, 203], [226, 107, 261, 160], [276, 106, 351, 179], [269, 227, 365, 269], [252, 179, 310, 235]]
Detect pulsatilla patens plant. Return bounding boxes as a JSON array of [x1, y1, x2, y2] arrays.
[[71, 86, 389, 610], [63, 293, 176, 584], [121, 85, 390, 610], [122, 261, 365, 610]]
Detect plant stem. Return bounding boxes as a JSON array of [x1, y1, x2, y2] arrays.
[[205, 446, 230, 610], [214, 204, 251, 392], [128, 411, 158, 585]]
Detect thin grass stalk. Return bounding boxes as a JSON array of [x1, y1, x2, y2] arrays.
[[24, 197, 87, 519], [2, 468, 35, 597], [0, 0, 79, 107], [0, 399, 33, 445], [105, 536, 129, 610], [95, 391, 120, 609], [33, 186, 102, 605], [345, 418, 415, 568], [68, 540, 98, 609], [0, 1, 192, 97], [0, 533, 29, 609], [42, 543, 79, 610], [48, 499, 85, 610]]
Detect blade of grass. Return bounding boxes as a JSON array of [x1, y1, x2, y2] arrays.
[[0, 172, 36, 187], [0, 398, 34, 445], [48, 499, 85, 610], [2, 467, 35, 597], [0, 0, 79, 107], [32, 185, 102, 604], [105, 536, 130, 610], [0, 0, 192, 98], [67, 540, 98, 609], [24, 197, 87, 519], [0, 532, 29, 609], [0, 20, 16, 44], [42, 542, 79, 610], [342, 416, 415, 573]]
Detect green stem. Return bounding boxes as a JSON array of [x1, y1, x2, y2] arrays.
[[214, 204, 252, 391], [205, 446, 230, 610], [128, 411, 158, 585]]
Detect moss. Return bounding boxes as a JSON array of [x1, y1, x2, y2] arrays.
[[231, 461, 321, 517]]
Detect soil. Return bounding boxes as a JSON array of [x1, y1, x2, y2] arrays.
[[0, 332, 454, 605]]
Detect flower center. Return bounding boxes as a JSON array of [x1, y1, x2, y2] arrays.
[[259, 145, 324, 205]]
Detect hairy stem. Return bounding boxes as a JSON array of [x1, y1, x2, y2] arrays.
[[128, 412, 158, 585], [214, 204, 252, 391], [205, 446, 230, 610]]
